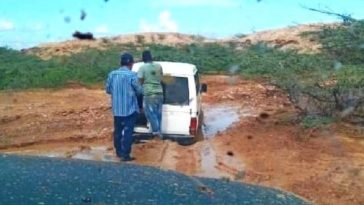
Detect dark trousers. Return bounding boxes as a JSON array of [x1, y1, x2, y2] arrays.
[[113, 112, 137, 158]]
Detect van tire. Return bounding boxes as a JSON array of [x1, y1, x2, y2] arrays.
[[198, 111, 204, 129], [176, 129, 203, 146], [177, 137, 197, 146]]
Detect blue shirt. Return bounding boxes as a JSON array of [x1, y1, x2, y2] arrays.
[[105, 67, 143, 117]]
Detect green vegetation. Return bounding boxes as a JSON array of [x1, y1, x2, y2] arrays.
[[300, 115, 334, 129], [1, 20, 363, 123], [0, 43, 241, 89]]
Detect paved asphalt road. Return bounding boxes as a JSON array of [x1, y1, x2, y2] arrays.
[[0, 154, 310, 205]]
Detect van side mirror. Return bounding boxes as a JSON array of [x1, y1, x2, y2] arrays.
[[201, 83, 207, 93]]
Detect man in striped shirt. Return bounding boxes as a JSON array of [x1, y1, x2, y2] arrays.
[[106, 53, 143, 161]]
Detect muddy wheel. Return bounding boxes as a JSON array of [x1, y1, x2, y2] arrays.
[[176, 129, 203, 146], [198, 110, 204, 129], [176, 137, 197, 146]]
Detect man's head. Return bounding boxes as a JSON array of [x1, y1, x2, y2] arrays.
[[120, 52, 134, 68], [142, 50, 153, 63]]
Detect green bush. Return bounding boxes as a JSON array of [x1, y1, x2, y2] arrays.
[[300, 115, 334, 129]]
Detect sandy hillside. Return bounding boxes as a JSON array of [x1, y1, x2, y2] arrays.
[[221, 23, 338, 53], [25, 23, 335, 59], [25, 32, 210, 59]]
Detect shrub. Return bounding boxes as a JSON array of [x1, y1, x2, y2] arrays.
[[300, 115, 334, 129]]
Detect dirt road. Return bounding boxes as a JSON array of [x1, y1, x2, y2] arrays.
[[1, 76, 364, 205]]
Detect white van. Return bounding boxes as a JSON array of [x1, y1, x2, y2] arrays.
[[132, 61, 207, 139]]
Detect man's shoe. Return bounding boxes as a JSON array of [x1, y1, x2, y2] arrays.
[[121, 156, 136, 162]]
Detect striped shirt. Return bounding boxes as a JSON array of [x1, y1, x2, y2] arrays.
[[105, 67, 143, 117]]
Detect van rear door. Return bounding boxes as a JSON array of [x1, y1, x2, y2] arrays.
[[161, 76, 191, 135]]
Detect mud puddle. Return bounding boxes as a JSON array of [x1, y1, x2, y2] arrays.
[[202, 106, 240, 139], [66, 146, 117, 162], [5, 144, 119, 162], [198, 105, 254, 178]]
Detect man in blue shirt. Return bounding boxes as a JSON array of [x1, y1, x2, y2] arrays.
[[106, 53, 143, 161]]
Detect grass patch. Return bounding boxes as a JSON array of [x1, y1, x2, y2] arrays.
[[300, 115, 335, 129]]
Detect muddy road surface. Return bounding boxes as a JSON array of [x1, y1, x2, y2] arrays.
[[1, 76, 364, 205]]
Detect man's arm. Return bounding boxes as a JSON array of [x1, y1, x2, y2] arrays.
[[159, 65, 163, 79], [105, 73, 112, 94], [158, 64, 164, 85], [137, 66, 144, 85], [132, 75, 143, 96]]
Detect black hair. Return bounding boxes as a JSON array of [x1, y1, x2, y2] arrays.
[[142, 50, 153, 63], [120, 53, 134, 66]]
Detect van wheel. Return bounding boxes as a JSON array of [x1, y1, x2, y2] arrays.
[[177, 137, 197, 146], [198, 111, 204, 129], [176, 129, 203, 146]]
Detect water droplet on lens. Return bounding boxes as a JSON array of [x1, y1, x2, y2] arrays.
[[333, 61, 342, 70]]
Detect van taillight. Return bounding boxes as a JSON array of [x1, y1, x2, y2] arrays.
[[189, 117, 197, 135]]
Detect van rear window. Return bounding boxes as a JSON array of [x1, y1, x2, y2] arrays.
[[162, 77, 189, 105]]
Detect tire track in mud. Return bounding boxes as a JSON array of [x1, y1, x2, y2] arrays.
[[0, 133, 109, 150], [0, 105, 112, 150], [156, 104, 252, 179], [159, 141, 199, 175], [192, 105, 256, 179], [158, 142, 169, 168]]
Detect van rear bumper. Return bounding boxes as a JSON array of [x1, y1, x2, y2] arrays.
[[133, 127, 195, 138], [134, 126, 150, 134]]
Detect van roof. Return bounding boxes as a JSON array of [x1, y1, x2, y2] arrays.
[[132, 61, 197, 76]]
